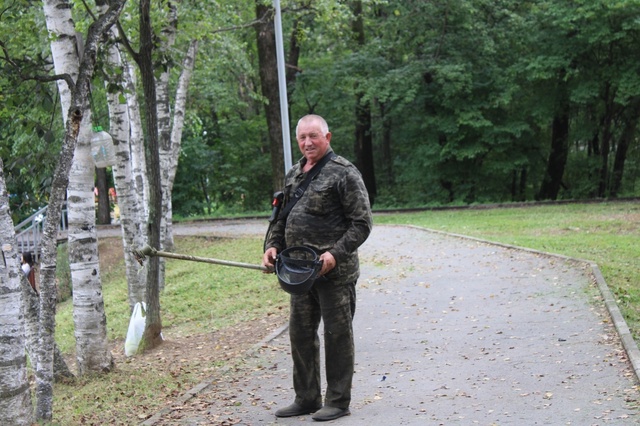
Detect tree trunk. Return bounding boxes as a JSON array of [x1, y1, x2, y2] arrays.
[[597, 84, 614, 198], [154, 3, 178, 291], [37, 1, 126, 418], [519, 168, 528, 202], [164, 40, 198, 251], [378, 100, 393, 186], [537, 77, 570, 201], [610, 100, 640, 197], [98, 0, 148, 310], [0, 160, 34, 425], [21, 278, 75, 383], [95, 167, 111, 224], [136, 0, 163, 352], [537, 112, 569, 200], [352, 1, 376, 206], [125, 60, 150, 223], [286, 19, 302, 97], [354, 96, 376, 205], [69, 105, 113, 377], [43, 0, 113, 381], [255, 2, 286, 192]]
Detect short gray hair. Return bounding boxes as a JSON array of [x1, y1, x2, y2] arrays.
[[296, 114, 329, 136]]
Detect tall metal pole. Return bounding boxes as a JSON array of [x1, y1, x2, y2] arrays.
[[273, 0, 293, 171]]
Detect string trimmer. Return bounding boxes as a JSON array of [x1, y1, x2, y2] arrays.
[[131, 245, 270, 272], [131, 245, 324, 295]]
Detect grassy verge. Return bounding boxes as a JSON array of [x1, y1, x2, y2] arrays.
[[375, 200, 640, 340]]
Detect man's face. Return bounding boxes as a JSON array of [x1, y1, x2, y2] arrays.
[[296, 118, 331, 164]]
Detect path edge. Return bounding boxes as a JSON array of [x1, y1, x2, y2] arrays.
[[398, 224, 640, 383], [139, 323, 289, 425]]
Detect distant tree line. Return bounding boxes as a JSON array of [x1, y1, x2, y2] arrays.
[[175, 0, 640, 214], [3, 0, 640, 222]]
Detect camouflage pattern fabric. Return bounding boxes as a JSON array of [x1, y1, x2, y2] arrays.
[[266, 148, 372, 410], [290, 280, 357, 409], [265, 148, 373, 284]]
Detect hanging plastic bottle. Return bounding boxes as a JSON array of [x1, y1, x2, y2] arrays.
[[91, 126, 117, 168]]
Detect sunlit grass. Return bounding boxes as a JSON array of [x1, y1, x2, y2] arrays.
[[161, 236, 285, 335]]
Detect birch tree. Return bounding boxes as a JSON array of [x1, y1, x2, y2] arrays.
[[152, 4, 197, 292], [96, 0, 148, 309], [123, 59, 150, 234], [160, 39, 198, 253], [133, 0, 164, 351], [36, 1, 127, 419], [42, 0, 113, 378], [106, 52, 148, 309], [20, 279, 74, 383], [156, 3, 177, 259], [117, 0, 198, 348], [0, 160, 33, 426]]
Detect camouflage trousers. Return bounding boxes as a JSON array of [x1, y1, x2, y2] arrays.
[[289, 279, 356, 410]]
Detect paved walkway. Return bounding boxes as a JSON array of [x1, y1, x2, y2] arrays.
[[140, 221, 640, 425]]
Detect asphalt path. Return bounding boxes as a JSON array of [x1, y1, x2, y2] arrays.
[[126, 219, 640, 425]]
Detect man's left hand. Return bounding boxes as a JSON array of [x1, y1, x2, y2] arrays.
[[319, 251, 336, 276]]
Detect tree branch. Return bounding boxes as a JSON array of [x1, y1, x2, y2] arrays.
[[206, 9, 273, 37], [80, 0, 97, 21], [1, 39, 76, 90], [115, 20, 139, 63], [27, 73, 76, 92]]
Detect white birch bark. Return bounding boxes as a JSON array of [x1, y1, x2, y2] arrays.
[[154, 4, 178, 290], [43, 0, 112, 379], [99, 3, 147, 309], [125, 61, 150, 223], [20, 281, 74, 382], [67, 121, 113, 375], [0, 160, 33, 426], [163, 39, 198, 251]]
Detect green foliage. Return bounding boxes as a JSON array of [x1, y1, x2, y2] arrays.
[[0, 1, 65, 221], [3, 0, 640, 218]]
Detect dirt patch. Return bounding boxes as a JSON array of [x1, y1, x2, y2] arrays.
[[99, 236, 127, 275]]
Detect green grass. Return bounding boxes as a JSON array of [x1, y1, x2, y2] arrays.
[[52, 235, 288, 425], [374, 200, 640, 340]]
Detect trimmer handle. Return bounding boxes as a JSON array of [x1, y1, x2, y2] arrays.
[[268, 191, 284, 223]]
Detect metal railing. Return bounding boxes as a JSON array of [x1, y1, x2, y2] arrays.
[[14, 205, 68, 259]]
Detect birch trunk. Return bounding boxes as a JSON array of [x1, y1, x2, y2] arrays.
[[154, 4, 177, 290], [21, 281, 74, 383], [162, 39, 198, 252], [98, 1, 147, 309], [137, 0, 164, 351], [38, 1, 127, 418], [0, 160, 33, 426], [43, 0, 113, 380], [125, 61, 150, 225]]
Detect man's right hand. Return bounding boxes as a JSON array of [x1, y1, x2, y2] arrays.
[[262, 247, 278, 273]]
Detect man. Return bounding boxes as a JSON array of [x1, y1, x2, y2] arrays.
[[263, 114, 372, 421]]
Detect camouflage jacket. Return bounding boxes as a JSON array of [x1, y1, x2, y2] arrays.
[[266, 149, 373, 284]]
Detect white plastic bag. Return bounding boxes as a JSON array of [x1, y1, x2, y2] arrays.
[[124, 302, 146, 356]]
